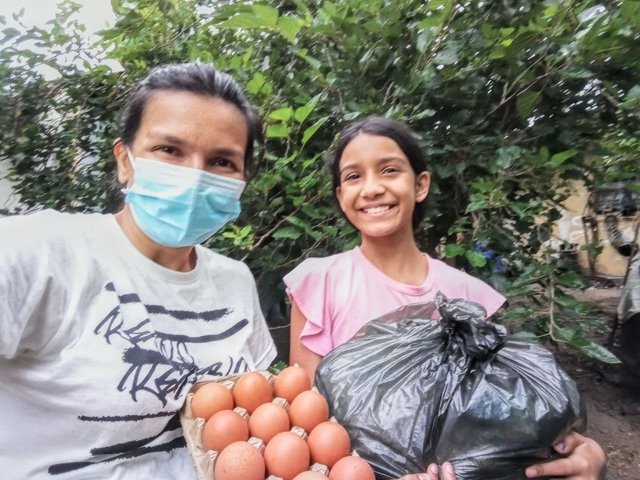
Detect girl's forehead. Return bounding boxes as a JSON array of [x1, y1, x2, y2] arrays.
[[340, 133, 407, 166]]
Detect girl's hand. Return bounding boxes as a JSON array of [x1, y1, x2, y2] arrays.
[[525, 432, 607, 479], [397, 462, 456, 480]]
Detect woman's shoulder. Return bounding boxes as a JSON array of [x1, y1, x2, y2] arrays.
[[196, 246, 253, 277], [1, 209, 105, 249]]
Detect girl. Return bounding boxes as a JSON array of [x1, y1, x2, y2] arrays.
[[284, 116, 606, 480]]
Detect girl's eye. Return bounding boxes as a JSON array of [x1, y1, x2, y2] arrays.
[[382, 166, 398, 174], [343, 172, 359, 182]]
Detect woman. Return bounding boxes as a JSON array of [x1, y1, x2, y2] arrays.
[[285, 116, 606, 480], [0, 63, 276, 479]]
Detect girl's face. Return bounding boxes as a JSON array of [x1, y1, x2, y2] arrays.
[[115, 89, 248, 185], [336, 133, 430, 241]]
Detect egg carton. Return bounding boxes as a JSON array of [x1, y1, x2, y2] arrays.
[[181, 371, 358, 480], [180, 370, 276, 480]]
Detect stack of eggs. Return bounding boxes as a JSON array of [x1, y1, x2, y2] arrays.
[[184, 365, 375, 480]]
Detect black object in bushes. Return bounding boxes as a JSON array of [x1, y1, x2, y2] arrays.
[[315, 294, 586, 480]]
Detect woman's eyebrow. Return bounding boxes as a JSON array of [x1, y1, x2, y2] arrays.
[[147, 131, 187, 146]]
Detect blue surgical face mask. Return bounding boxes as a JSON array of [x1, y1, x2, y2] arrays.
[[123, 151, 246, 248]]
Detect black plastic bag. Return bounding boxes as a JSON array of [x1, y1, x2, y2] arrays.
[[315, 295, 586, 480]]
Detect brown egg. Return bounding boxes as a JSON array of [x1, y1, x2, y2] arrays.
[[232, 371, 273, 414], [190, 382, 234, 420], [274, 365, 312, 403], [201, 409, 248, 452], [289, 390, 329, 433], [214, 440, 265, 480], [248, 402, 290, 444], [329, 456, 375, 480], [264, 431, 310, 480], [293, 472, 330, 480], [307, 421, 351, 468]]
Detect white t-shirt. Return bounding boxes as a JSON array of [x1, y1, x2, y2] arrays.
[[0, 210, 276, 479]]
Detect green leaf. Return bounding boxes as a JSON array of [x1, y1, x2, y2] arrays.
[[516, 90, 541, 119], [443, 244, 465, 257], [246, 72, 267, 95], [294, 94, 320, 123], [622, 0, 640, 28], [550, 149, 578, 164], [466, 193, 488, 213], [489, 47, 506, 59], [433, 45, 458, 65], [266, 123, 290, 138], [277, 15, 302, 43], [302, 117, 328, 145], [219, 13, 271, 29], [268, 107, 293, 122], [626, 84, 640, 100], [3, 27, 20, 39], [575, 341, 620, 364], [416, 28, 435, 53], [252, 4, 279, 28], [272, 226, 302, 240], [466, 250, 488, 268], [557, 271, 584, 289]]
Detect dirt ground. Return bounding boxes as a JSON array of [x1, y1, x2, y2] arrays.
[[554, 287, 640, 480]]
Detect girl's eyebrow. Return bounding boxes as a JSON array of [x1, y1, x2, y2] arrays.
[[340, 156, 406, 173]]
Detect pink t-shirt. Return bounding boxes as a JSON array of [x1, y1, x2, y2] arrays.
[[283, 247, 506, 356]]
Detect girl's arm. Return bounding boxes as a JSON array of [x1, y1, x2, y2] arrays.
[[289, 299, 323, 384]]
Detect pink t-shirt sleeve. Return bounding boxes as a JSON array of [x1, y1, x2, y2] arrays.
[[429, 258, 506, 318], [283, 258, 335, 356]]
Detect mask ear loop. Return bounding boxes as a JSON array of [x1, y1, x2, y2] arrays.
[[121, 147, 136, 195]]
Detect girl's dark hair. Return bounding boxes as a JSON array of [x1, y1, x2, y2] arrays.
[[328, 116, 429, 229], [119, 62, 263, 176]]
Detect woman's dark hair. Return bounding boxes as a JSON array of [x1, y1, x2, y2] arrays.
[[120, 62, 263, 176], [328, 116, 429, 230]]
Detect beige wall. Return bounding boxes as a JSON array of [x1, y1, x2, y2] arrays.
[[554, 180, 638, 278]]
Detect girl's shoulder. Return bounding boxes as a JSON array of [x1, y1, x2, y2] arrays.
[[284, 249, 359, 285]]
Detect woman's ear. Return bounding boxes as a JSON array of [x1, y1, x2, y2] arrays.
[[113, 139, 133, 186], [415, 171, 430, 202]]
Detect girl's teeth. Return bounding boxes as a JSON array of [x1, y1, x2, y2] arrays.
[[364, 206, 389, 214]]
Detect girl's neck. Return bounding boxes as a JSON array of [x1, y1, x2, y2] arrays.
[[360, 235, 428, 286]]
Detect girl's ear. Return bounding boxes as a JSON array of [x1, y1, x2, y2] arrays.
[[415, 171, 430, 202], [113, 139, 133, 186]]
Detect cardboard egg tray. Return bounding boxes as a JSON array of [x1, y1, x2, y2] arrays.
[[181, 371, 362, 480]]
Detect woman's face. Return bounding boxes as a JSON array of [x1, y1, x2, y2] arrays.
[[335, 133, 430, 241], [115, 89, 248, 185]]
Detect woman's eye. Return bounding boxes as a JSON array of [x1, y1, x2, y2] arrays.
[[209, 157, 238, 171], [156, 145, 178, 155]]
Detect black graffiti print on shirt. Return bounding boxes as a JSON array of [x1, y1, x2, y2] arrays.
[[96, 282, 251, 404], [48, 281, 252, 476]]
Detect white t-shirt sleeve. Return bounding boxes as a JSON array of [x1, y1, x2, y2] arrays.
[[0, 213, 66, 359]]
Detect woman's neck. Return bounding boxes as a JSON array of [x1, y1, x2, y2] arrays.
[[115, 207, 197, 272], [360, 235, 428, 286]]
